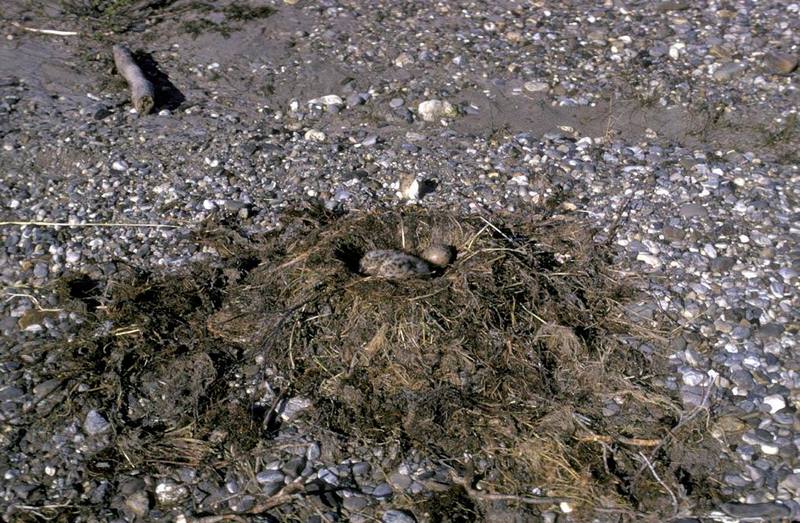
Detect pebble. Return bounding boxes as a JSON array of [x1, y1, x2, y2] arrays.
[[713, 63, 745, 82], [280, 396, 312, 420], [763, 395, 786, 414], [679, 203, 707, 219], [311, 94, 344, 106], [417, 100, 456, 122], [83, 410, 110, 435], [124, 489, 150, 517], [382, 509, 416, 523], [111, 160, 128, 172], [523, 81, 549, 92], [719, 501, 791, 519], [304, 130, 326, 142], [256, 471, 285, 484], [155, 481, 189, 505], [372, 483, 393, 498], [763, 51, 798, 75], [636, 253, 662, 268]]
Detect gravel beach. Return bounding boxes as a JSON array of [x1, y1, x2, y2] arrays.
[[1, 0, 798, 521]]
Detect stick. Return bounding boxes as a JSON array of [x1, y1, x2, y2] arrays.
[[448, 470, 567, 506], [637, 452, 678, 515], [112, 44, 155, 115], [11, 21, 79, 36]]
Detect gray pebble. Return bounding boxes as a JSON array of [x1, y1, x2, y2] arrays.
[[83, 410, 110, 435], [382, 509, 416, 523]]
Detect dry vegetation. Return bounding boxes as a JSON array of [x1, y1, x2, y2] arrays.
[[26, 208, 721, 521]]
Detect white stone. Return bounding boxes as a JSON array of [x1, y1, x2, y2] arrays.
[[417, 100, 456, 122], [111, 160, 128, 171], [763, 394, 786, 413], [524, 81, 549, 92], [636, 253, 662, 268], [156, 481, 189, 505], [304, 129, 326, 142], [280, 396, 312, 421], [760, 443, 780, 455], [682, 369, 706, 387], [309, 94, 343, 106]]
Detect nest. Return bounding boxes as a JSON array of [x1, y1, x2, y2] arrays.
[[24, 208, 721, 521]]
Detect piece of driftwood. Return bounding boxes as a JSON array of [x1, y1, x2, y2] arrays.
[[112, 44, 154, 115]]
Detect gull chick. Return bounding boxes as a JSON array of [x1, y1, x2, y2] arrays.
[[359, 244, 455, 280]]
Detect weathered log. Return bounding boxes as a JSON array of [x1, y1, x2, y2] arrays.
[[112, 44, 154, 115]]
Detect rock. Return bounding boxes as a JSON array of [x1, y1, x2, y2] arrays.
[[655, 0, 689, 11], [394, 53, 413, 67], [155, 480, 188, 505], [83, 410, 110, 435], [417, 100, 456, 122], [713, 62, 745, 82], [524, 81, 548, 92], [763, 51, 798, 75], [662, 224, 685, 242], [763, 394, 786, 413], [309, 95, 344, 107], [719, 502, 791, 519], [282, 456, 307, 479], [398, 174, 420, 200], [124, 490, 150, 518], [372, 482, 393, 498], [388, 472, 411, 490], [304, 130, 326, 142], [636, 253, 662, 268], [280, 396, 312, 420], [679, 203, 707, 219], [383, 510, 416, 523], [779, 473, 800, 495], [111, 160, 128, 172], [343, 494, 368, 511], [256, 471, 285, 484], [229, 495, 255, 512], [32, 379, 61, 400]]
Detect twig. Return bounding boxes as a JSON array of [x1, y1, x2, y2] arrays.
[[0, 221, 178, 228], [245, 476, 306, 513], [578, 434, 661, 447], [11, 21, 78, 36], [113, 44, 155, 114], [449, 469, 566, 506], [4, 292, 62, 312], [637, 451, 678, 515]]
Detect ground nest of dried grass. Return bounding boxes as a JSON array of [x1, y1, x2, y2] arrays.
[[28, 207, 721, 521]]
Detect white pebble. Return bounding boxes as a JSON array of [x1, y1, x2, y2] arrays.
[[636, 253, 662, 268], [111, 160, 128, 171], [309, 94, 343, 106], [304, 129, 326, 142], [417, 99, 456, 122], [524, 81, 549, 92], [760, 443, 780, 455], [763, 394, 786, 413]]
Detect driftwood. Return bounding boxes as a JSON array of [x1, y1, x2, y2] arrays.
[[112, 44, 154, 115]]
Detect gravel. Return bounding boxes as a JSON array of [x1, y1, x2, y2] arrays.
[[1, 0, 798, 521]]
